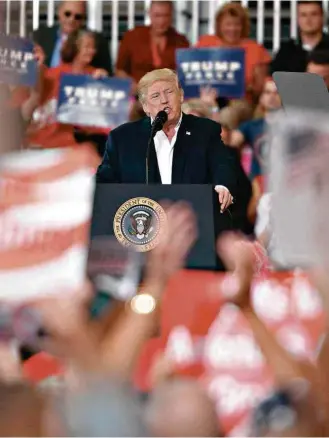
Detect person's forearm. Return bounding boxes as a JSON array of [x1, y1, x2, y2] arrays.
[[21, 65, 46, 122], [98, 278, 166, 380], [243, 306, 310, 386], [251, 64, 269, 95], [312, 272, 329, 322], [0, 342, 22, 382], [316, 333, 329, 417], [21, 93, 40, 122]]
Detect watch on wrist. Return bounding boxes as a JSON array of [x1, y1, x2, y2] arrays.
[[128, 293, 157, 315]]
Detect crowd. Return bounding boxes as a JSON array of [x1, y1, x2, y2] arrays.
[[3, 0, 329, 231], [1, 0, 329, 436]]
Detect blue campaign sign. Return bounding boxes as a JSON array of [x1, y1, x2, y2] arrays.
[[0, 34, 37, 87], [176, 47, 245, 99], [56, 75, 131, 129]]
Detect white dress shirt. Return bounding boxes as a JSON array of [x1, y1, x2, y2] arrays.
[[153, 113, 182, 184], [152, 113, 229, 194]]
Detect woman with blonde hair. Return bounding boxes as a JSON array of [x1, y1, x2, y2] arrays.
[[196, 2, 271, 104], [181, 99, 213, 119]]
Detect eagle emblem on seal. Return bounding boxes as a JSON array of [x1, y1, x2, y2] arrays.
[[128, 211, 153, 240]]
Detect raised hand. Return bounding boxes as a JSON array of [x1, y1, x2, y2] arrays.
[[145, 201, 198, 288], [33, 44, 45, 67], [200, 86, 218, 106]]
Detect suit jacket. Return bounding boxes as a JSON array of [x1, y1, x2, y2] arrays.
[[97, 114, 252, 232], [271, 33, 329, 74], [32, 25, 113, 75], [97, 113, 239, 192]]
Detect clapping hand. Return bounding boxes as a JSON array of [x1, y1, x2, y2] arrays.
[[145, 202, 198, 288], [200, 86, 218, 106], [217, 233, 255, 309]]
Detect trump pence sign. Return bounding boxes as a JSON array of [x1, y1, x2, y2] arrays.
[[176, 47, 245, 99], [0, 34, 37, 87], [57, 75, 131, 129]]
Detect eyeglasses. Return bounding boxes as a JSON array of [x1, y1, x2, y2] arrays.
[[64, 11, 85, 21]]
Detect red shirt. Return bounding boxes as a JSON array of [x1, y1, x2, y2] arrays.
[[116, 26, 190, 83]]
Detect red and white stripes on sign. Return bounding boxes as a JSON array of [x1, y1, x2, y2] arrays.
[[0, 147, 95, 302]]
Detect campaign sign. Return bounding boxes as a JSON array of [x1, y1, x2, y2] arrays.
[[0, 34, 37, 87], [176, 47, 245, 99], [57, 75, 131, 129]]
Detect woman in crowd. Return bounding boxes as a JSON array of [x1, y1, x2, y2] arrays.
[[196, 2, 271, 107], [25, 30, 108, 159], [216, 100, 253, 144], [181, 99, 213, 119], [228, 77, 281, 226]]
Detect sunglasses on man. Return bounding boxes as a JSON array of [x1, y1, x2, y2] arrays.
[[64, 11, 85, 21]]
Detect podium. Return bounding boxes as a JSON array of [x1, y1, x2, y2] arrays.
[[90, 184, 233, 271]]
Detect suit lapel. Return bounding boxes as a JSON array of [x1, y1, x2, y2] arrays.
[[139, 118, 162, 184], [45, 26, 59, 67], [172, 113, 191, 184]]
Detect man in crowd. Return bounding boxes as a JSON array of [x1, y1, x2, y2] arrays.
[[97, 68, 236, 213], [115, 1, 189, 94], [271, 1, 329, 73], [33, 0, 112, 74], [307, 50, 329, 89]]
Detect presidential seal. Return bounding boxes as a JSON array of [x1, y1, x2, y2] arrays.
[[113, 197, 166, 252]]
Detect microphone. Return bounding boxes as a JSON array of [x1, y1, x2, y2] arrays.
[[151, 110, 168, 137], [146, 110, 168, 184]]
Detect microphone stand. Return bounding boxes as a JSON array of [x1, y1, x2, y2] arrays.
[[146, 112, 167, 184], [146, 129, 156, 185]]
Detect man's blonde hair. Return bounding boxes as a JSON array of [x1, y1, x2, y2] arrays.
[[137, 69, 181, 103]]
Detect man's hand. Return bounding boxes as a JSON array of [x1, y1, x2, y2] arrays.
[[215, 186, 233, 213]]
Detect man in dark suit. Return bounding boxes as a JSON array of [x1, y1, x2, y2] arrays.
[[271, 1, 329, 74], [32, 0, 112, 75], [97, 68, 240, 213]]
